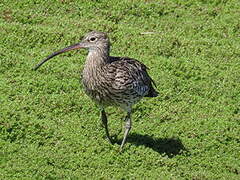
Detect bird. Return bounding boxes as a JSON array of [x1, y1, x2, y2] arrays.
[[33, 31, 158, 151]]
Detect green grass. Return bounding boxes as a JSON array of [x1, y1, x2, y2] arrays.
[[1, 0, 240, 179]]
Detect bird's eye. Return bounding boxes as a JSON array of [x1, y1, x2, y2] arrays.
[[89, 37, 97, 42]]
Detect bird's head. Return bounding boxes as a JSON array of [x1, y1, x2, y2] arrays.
[[33, 31, 110, 70], [81, 31, 110, 51]]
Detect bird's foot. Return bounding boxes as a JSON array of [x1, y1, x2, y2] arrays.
[[106, 135, 114, 144], [119, 146, 124, 153]]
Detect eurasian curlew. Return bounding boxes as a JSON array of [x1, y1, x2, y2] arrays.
[[33, 31, 158, 151]]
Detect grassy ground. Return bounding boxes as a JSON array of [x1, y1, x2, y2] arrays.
[[1, 0, 240, 179]]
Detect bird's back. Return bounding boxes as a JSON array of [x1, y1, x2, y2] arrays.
[[82, 56, 158, 109], [108, 56, 158, 98]]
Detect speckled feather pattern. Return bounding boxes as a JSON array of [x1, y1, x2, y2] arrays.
[[82, 44, 158, 111], [33, 31, 159, 150]]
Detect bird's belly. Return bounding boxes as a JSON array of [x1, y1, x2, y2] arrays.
[[83, 83, 142, 109], [82, 76, 144, 109]]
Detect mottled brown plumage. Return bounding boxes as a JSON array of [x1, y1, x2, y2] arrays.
[[33, 31, 158, 151]]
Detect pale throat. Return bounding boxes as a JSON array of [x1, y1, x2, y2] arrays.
[[85, 46, 110, 67], [82, 47, 110, 81]]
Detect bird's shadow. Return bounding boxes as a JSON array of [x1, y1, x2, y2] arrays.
[[117, 133, 186, 157]]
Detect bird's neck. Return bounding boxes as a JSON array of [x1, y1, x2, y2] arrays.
[[83, 47, 110, 81], [84, 46, 110, 69]]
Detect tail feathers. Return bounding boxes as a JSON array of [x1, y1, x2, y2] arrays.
[[145, 86, 159, 97], [145, 77, 158, 97]]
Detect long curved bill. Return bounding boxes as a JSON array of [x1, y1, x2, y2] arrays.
[[33, 42, 84, 70]]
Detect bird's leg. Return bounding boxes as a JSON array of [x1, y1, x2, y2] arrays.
[[101, 109, 112, 144], [120, 112, 132, 151]]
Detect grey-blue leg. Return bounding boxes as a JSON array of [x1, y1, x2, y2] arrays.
[[120, 112, 132, 151], [101, 109, 112, 144]]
